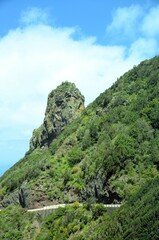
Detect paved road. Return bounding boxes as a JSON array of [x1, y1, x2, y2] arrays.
[[27, 203, 121, 212], [0, 203, 121, 212], [28, 204, 67, 212]]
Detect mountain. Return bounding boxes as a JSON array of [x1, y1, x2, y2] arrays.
[[0, 55, 159, 239], [1, 56, 159, 209]]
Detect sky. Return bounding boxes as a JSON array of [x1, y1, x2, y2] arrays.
[[0, 0, 159, 176]]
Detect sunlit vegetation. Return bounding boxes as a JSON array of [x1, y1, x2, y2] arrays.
[[0, 56, 159, 239]]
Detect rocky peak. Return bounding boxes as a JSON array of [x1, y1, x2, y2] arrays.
[[30, 81, 85, 150]]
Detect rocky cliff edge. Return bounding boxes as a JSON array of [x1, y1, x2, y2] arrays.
[[30, 81, 85, 150]]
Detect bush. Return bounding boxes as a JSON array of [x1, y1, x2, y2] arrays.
[[67, 147, 84, 166]]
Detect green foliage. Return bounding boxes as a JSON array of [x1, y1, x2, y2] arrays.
[[1, 56, 159, 239], [67, 147, 84, 166], [35, 204, 107, 240], [0, 206, 39, 240], [113, 133, 135, 162], [1, 176, 159, 240], [92, 203, 107, 220], [71, 176, 159, 240], [1, 56, 159, 204], [0, 148, 52, 194]]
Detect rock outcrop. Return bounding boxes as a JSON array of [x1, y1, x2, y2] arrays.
[[0, 190, 19, 208], [30, 81, 85, 150], [0, 81, 85, 209]]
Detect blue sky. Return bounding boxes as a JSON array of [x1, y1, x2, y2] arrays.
[[0, 0, 159, 176]]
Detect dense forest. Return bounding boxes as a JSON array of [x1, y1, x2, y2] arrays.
[[0, 56, 159, 239]]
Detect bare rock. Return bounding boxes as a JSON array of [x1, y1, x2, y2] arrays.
[[30, 81, 85, 150]]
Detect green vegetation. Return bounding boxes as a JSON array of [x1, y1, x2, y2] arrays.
[[73, 176, 159, 240], [0, 206, 40, 239], [1, 176, 159, 240], [36, 202, 107, 240], [0, 56, 159, 239], [1, 57, 159, 203]]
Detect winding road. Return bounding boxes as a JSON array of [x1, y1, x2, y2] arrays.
[[0, 203, 121, 212], [27, 203, 121, 212]]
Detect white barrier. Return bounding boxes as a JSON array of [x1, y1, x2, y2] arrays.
[[27, 203, 121, 212]]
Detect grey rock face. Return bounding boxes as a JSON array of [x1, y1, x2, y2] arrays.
[[0, 190, 19, 208], [19, 184, 32, 208], [0, 183, 31, 208], [81, 170, 122, 204], [30, 82, 85, 150]]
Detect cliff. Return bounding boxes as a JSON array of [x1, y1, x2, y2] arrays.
[[30, 81, 85, 150]]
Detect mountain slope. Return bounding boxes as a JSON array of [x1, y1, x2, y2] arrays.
[[0, 56, 159, 209], [1, 174, 159, 239], [72, 175, 159, 240]]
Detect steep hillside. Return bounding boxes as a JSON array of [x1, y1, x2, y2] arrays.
[[0, 56, 159, 210], [72, 175, 159, 240], [1, 172, 159, 239]]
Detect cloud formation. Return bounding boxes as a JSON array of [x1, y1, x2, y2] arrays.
[[106, 5, 143, 43], [1, 5, 159, 134], [0, 18, 129, 133], [106, 4, 159, 48], [20, 7, 50, 25], [141, 6, 159, 37]]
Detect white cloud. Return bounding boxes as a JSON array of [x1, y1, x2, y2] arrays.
[[105, 3, 159, 61], [1, 6, 159, 134], [129, 38, 158, 60], [0, 6, 158, 133], [20, 7, 49, 25], [106, 5, 143, 42], [0, 21, 129, 132], [141, 6, 159, 37]]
